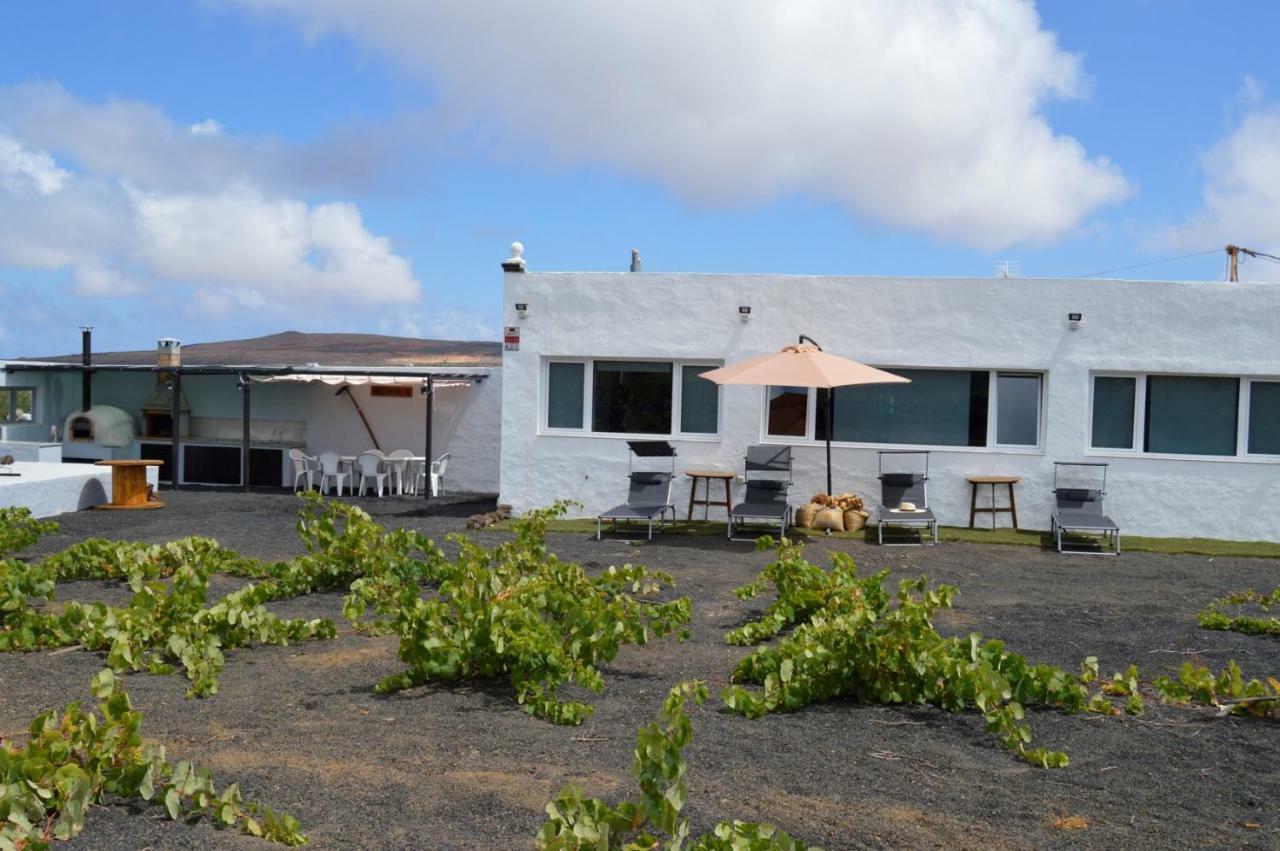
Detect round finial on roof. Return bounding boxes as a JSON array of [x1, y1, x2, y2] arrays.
[[502, 242, 527, 272]]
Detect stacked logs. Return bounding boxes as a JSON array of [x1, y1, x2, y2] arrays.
[[466, 503, 513, 529]]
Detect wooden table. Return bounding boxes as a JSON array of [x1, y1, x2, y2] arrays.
[[967, 475, 1019, 530], [94, 460, 164, 510], [686, 470, 734, 520]]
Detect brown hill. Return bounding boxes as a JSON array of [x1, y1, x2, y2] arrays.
[[30, 331, 501, 368]]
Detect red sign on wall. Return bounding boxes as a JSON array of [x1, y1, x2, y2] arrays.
[[503, 326, 520, 351]]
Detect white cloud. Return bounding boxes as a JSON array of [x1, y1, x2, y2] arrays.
[[1166, 94, 1280, 281], [0, 133, 68, 195], [189, 118, 224, 137], [228, 0, 1127, 249], [0, 84, 422, 307]]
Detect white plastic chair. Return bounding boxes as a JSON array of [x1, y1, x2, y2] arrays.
[[427, 452, 450, 497], [355, 451, 389, 497], [386, 449, 415, 495], [288, 448, 317, 492], [317, 451, 349, 496]]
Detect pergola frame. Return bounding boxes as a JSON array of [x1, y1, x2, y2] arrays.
[[4, 362, 489, 497]]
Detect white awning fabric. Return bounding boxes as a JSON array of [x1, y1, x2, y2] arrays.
[[250, 374, 472, 389]]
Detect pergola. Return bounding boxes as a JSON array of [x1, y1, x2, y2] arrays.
[[3, 361, 489, 497]]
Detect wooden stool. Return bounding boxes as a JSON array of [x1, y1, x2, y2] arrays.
[[967, 475, 1019, 530], [685, 470, 733, 521], [94, 460, 165, 510]]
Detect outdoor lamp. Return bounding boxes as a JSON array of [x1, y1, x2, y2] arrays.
[[515, 303, 529, 319], [738, 305, 751, 322], [1067, 312, 1083, 330]]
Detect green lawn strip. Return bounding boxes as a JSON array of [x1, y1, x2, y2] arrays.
[[487, 517, 1280, 559]]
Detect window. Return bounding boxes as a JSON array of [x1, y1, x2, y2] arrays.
[[1248, 381, 1280, 455], [0, 387, 36, 424], [1145, 376, 1238, 456], [542, 358, 720, 436], [546, 362, 585, 429], [814, 369, 991, 447], [680, 366, 719, 434], [592, 361, 672, 434], [1091, 376, 1136, 449], [995, 373, 1041, 446], [767, 386, 808, 437]]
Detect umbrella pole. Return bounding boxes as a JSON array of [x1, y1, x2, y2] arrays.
[[825, 389, 834, 494]]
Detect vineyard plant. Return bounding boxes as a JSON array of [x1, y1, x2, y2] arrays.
[[1198, 588, 1280, 637], [721, 537, 1280, 766], [0, 669, 306, 848], [343, 502, 693, 724], [537, 680, 815, 850]]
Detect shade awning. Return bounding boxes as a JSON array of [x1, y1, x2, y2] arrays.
[[250, 374, 472, 389], [698, 343, 908, 389]]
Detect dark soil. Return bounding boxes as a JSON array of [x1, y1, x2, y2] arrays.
[[4, 490, 1280, 850]]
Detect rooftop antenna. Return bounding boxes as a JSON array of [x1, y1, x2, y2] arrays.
[[995, 260, 1021, 279]]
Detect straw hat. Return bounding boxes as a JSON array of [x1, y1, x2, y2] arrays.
[[894, 501, 923, 513]]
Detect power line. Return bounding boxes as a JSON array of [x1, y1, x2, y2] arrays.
[[1071, 249, 1222, 279]]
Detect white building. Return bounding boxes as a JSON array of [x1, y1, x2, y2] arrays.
[[500, 263, 1280, 542]]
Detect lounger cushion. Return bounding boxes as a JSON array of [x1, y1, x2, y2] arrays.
[[1054, 509, 1118, 531], [730, 502, 789, 519], [879, 508, 936, 524], [599, 503, 670, 520]]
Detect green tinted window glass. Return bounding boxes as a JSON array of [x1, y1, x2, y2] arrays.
[[1248, 381, 1280, 455], [546, 362, 584, 429], [591, 361, 672, 434], [680, 366, 718, 434], [1145, 376, 1238, 456], [1091, 377, 1136, 449]]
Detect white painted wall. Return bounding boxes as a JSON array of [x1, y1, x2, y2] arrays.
[[500, 271, 1280, 542], [1, 364, 502, 493]]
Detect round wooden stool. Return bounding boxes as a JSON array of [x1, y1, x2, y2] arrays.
[[966, 475, 1019, 530], [94, 460, 165, 510]]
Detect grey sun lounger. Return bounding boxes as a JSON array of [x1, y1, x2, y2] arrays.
[[876, 451, 938, 546], [1050, 463, 1120, 555], [597, 441, 678, 541], [728, 445, 792, 541]]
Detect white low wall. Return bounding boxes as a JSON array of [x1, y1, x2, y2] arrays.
[[0, 442, 62, 463], [500, 271, 1280, 542], [0, 462, 161, 518]]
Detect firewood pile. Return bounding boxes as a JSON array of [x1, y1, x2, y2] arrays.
[[466, 503, 513, 529]]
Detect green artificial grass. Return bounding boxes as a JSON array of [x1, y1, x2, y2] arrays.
[[488, 517, 1280, 559]]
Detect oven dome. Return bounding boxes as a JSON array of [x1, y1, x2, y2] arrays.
[[62, 405, 135, 448]]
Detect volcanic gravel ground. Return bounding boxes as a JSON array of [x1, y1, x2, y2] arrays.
[[3, 490, 1280, 849]]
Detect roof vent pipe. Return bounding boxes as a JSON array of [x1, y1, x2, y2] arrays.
[[80, 326, 93, 413], [630, 249, 642, 273]]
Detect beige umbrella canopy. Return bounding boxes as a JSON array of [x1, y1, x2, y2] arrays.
[[699, 336, 908, 494]]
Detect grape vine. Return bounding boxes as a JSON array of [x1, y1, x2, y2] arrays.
[[0, 669, 306, 848], [538, 681, 816, 850], [343, 502, 692, 724], [0, 537, 334, 697], [1198, 588, 1280, 637], [0, 507, 57, 558]]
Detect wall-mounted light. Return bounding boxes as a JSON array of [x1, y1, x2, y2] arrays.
[[1067, 312, 1083, 330], [515, 302, 529, 319], [738, 305, 751, 322]]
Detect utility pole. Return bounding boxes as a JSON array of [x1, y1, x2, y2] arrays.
[[1226, 244, 1280, 281]]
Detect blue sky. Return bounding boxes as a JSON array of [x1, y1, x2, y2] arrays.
[[2, 1, 1278, 357]]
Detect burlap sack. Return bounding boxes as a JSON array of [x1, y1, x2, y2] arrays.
[[843, 509, 869, 532], [812, 507, 845, 532], [794, 502, 821, 528]]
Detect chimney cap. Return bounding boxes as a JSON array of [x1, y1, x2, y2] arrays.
[[157, 337, 181, 348], [501, 241, 526, 272]]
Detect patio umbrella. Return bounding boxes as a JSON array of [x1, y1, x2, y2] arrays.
[[698, 335, 909, 495]]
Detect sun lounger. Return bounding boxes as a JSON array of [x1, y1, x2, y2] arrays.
[[728, 446, 792, 541], [597, 441, 677, 541], [876, 451, 938, 546], [1051, 463, 1120, 555]]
